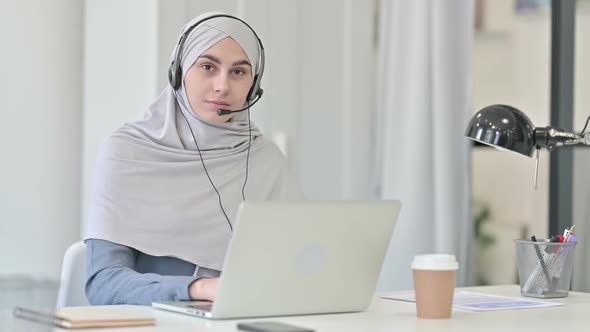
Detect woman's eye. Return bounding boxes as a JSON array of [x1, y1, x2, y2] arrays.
[[232, 69, 246, 76], [201, 64, 214, 71]]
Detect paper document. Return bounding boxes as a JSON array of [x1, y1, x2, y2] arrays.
[[381, 291, 564, 312]]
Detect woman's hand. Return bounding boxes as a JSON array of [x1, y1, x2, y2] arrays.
[[189, 277, 220, 301]]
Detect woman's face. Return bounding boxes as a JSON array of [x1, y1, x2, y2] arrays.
[[184, 37, 254, 123]]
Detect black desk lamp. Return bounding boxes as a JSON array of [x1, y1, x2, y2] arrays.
[[465, 104, 590, 186]]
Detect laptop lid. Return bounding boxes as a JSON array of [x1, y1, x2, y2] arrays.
[[207, 200, 401, 319]]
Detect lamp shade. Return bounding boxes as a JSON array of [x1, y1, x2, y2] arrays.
[[465, 104, 536, 157]]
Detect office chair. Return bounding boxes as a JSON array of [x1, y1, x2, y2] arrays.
[[56, 241, 89, 307]]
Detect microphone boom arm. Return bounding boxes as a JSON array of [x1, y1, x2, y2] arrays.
[[217, 94, 263, 116]]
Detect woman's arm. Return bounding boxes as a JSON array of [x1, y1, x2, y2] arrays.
[[85, 239, 198, 305]]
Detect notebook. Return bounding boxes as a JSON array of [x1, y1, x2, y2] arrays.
[[13, 306, 155, 329]]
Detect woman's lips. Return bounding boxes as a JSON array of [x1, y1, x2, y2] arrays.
[[205, 101, 231, 110]]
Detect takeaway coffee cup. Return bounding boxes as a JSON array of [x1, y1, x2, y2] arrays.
[[411, 254, 459, 319]]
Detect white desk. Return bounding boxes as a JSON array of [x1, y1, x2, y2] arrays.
[[4, 285, 590, 332]]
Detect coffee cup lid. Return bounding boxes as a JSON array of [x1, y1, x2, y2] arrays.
[[411, 254, 459, 270]]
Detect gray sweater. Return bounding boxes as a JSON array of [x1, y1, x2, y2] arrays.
[[85, 239, 220, 305]]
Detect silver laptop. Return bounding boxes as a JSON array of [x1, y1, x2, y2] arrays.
[[152, 200, 401, 319]]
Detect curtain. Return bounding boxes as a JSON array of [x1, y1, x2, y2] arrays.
[[375, 0, 474, 290]]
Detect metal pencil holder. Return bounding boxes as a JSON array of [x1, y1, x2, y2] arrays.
[[514, 240, 576, 298]]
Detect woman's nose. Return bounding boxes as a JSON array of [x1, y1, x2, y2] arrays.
[[213, 73, 230, 95]]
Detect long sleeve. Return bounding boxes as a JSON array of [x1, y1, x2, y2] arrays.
[[85, 239, 199, 306]]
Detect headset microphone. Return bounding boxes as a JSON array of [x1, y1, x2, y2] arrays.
[[217, 89, 263, 116]]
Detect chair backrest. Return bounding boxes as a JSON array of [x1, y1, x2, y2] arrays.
[[56, 241, 89, 308]]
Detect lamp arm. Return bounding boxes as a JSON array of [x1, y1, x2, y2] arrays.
[[534, 126, 589, 150]]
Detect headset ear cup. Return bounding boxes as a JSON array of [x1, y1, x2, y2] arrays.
[[167, 67, 174, 89], [247, 75, 261, 102], [168, 61, 182, 90]]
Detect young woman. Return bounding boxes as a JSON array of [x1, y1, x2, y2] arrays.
[[85, 12, 301, 305]]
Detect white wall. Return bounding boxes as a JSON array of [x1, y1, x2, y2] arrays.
[[0, 0, 83, 280], [573, 150, 590, 292], [82, 0, 160, 233], [575, 1, 590, 128], [295, 0, 375, 199], [572, 1, 590, 292]]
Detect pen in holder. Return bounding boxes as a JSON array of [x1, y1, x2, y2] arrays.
[[514, 239, 577, 298]]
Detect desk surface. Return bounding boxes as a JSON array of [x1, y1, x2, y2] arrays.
[[4, 285, 590, 332]]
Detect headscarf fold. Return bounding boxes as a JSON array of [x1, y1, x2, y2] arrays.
[[85, 12, 301, 271]]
